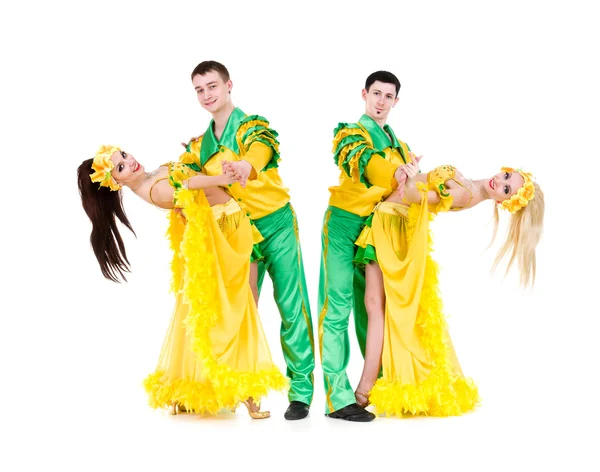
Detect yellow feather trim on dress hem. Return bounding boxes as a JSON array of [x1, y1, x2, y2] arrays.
[[143, 367, 288, 414], [143, 370, 220, 414], [370, 203, 480, 417]]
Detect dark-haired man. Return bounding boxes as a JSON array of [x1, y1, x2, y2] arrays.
[[319, 71, 417, 422]]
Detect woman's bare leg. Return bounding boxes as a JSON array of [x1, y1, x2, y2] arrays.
[[355, 262, 385, 406]]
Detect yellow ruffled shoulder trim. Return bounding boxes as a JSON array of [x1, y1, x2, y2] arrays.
[[236, 119, 279, 150], [332, 125, 376, 183], [332, 125, 372, 153]]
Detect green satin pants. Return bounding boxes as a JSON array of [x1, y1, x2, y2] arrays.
[[318, 206, 368, 413], [254, 203, 315, 404]]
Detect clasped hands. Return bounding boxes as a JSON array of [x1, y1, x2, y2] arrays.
[[394, 152, 423, 198], [181, 137, 250, 188], [221, 160, 252, 188]]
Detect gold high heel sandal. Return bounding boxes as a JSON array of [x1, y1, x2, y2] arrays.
[[169, 402, 189, 415], [232, 398, 270, 419], [355, 390, 371, 408]]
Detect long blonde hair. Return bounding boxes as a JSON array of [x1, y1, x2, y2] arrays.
[[490, 182, 544, 288]]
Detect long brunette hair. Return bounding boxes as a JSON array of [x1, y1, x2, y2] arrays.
[[77, 158, 136, 282]]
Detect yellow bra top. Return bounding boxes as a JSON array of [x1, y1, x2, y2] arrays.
[[149, 162, 199, 206], [425, 165, 472, 213]]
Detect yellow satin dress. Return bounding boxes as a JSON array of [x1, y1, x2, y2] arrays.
[[354, 166, 479, 417], [144, 163, 287, 414]]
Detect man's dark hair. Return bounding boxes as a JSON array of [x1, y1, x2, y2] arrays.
[[191, 60, 231, 82], [365, 71, 401, 97]]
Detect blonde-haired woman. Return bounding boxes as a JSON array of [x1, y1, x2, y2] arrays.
[[353, 161, 544, 417]]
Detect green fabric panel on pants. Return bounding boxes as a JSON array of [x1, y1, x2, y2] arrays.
[[254, 203, 315, 404], [318, 205, 367, 413], [353, 265, 368, 357]]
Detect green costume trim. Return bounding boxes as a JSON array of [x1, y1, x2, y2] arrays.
[[250, 244, 264, 263], [353, 213, 378, 267], [199, 107, 247, 167], [359, 114, 393, 149], [359, 114, 410, 162]]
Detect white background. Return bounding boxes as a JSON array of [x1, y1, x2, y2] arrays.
[[1, 1, 598, 470]]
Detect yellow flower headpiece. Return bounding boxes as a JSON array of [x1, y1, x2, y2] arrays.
[[500, 167, 535, 214], [90, 145, 122, 191]]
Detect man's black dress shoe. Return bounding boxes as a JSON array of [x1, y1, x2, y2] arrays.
[[284, 401, 310, 420], [326, 403, 375, 422]]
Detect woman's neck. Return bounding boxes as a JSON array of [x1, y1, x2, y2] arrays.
[[467, 178, 492, 207], [126, 167, 161, 195]]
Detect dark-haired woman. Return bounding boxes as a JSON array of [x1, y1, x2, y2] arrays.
[[77, 145, 287, 419]]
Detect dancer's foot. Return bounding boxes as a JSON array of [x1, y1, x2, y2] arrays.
[[237, 397, 270, 419], [284, 401, 310, 420], [354, 390, 370, 408], [326, 403, 375, 422]]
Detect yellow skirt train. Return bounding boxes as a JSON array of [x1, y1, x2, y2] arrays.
[[354, 195, 479, 417], [144, 189, 287, 414]]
